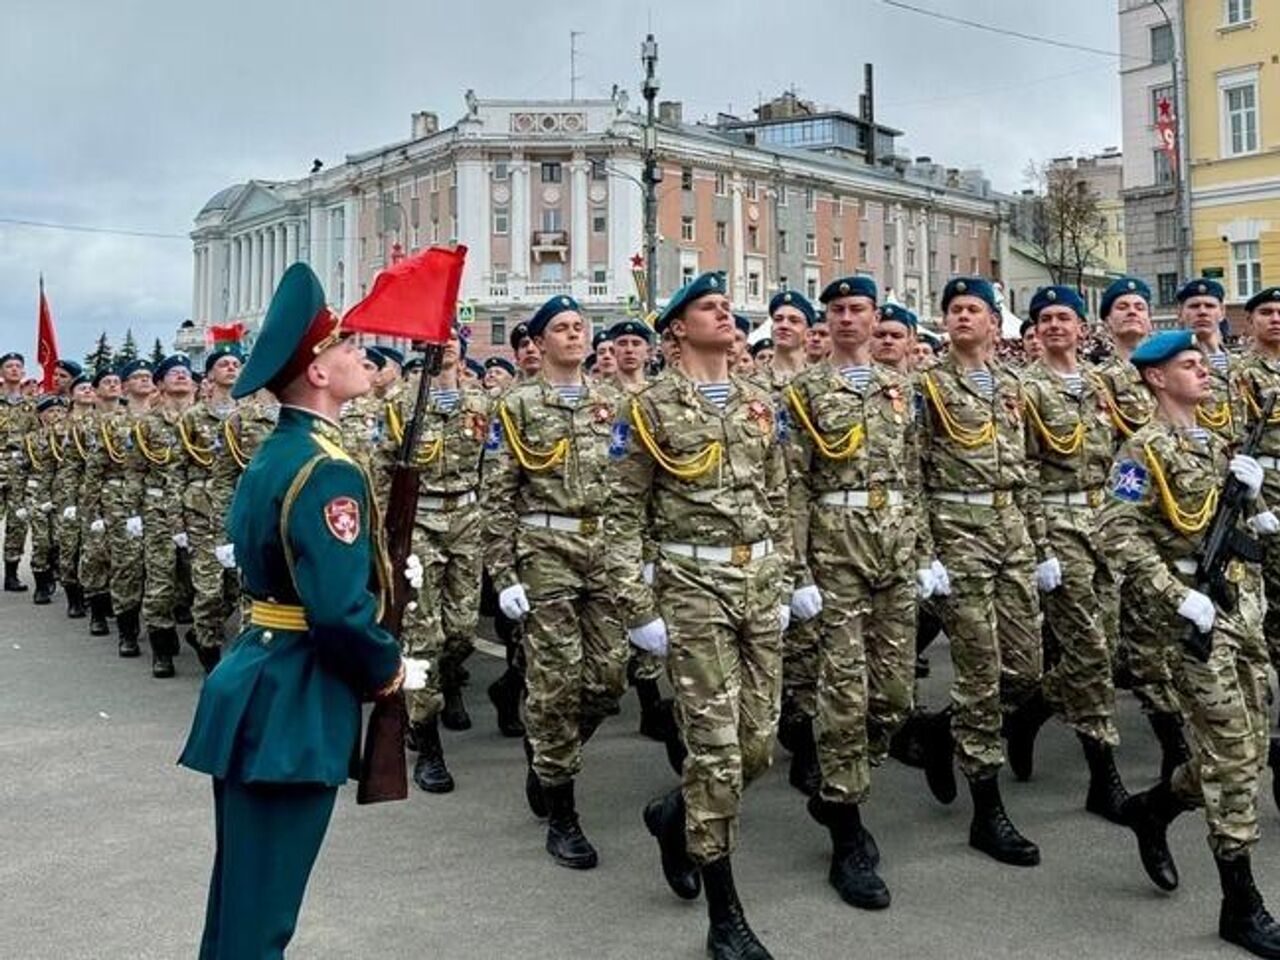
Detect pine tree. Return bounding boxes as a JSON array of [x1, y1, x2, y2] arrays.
[[118, 329, 139, 363], [84, 331, 113, 374], [149, 337, 166, 367]]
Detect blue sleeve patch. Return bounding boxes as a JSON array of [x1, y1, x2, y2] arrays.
[[608, 421, 631, 459], [774, 405, 790, 444], [1108, 459, 1149, 502], [485, 419, 504, 452]]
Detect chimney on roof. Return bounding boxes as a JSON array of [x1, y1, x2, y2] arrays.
[[411, 111, 439, 139], [658, 101, 683, 125]]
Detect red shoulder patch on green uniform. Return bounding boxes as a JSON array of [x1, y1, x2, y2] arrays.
[[324, 496, 360, 544]]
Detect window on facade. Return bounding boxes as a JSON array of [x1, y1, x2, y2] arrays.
[[1153, 149, 1175, 185], [541, 162, 562, 183], [805, 233, 817, 257], [747, 179, 758, 200], [714, 171, 727, 196], [492, 205, 509, 235], [1155, 210, 1178, 249], [833, 237, 844, 261], [969, 256, 979, 274], [541, 208, 562, 232], [540, 262, 564, 281], [491, 317, 507, 345], [1156, 272, 1179, 306], [949, 254, 959, 273], [906, 247, 916, 268], [592, 210, 607, 234], [748, 224, 759, 250], [859, 241, 868, 262], [778, 230, 789, 253], [715, 220, 727, 246], [884, 245, 893, 269], [748, 271, 761, 299], [681, 216, 695, 242], [952, 218, 962, 237], [805, 276, 818, 300], [591, 265, 608, 284], [682, 264, 697, 285], [1225, 82, 1260, 155], [1226, 0, 1254, 25], [681, 166, 694, 191], [429, 193, 439, 221], [1234, 240, 1262, 299], [590, 158, 607, 181], [493, 160, 509, 181], [777, 184, 788, 206], [804, 187, 816, 211], [1150, 85, 1175, 125], [1150, 23, 1174, 65]]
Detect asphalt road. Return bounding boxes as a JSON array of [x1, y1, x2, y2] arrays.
[[2, 577, 1278, 960]]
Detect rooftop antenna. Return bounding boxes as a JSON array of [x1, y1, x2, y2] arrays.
[[570, 31, 584, 100]]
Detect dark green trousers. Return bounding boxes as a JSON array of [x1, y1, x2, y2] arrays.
[[198, 778, 338, 960]]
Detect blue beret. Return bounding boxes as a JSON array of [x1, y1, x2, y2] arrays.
[[592, 328, 613, 350], [91, 366, 118, 387], [509, 322, 532, 350], [377, 346, 406, 369], [749, 338, 774, 357], [1177, 278, 1225, 304], [527, 295, 581, 337], [36, 394, 65, 414], [234, 263, 342, 400], [733, 314, 752, 336], [819, 276, 878, 305], [363, 346, 387, 370], [769, 290, 816, 324], [1100, 277, 1151, 319], [879, 303, 918, 329], [403, 357, 424, 375], [1029, 285, 1086, 322], [118, 359, 153, 381], [156, 353, 193, 380], [0, 352, 24, 365], [55, 359, 83, 377], [1020, 317, 1036, 338], [942, 277, 999, 313], [204, 344, 244, 374], [1245, 286, 1280, 313], [608, 319, 654, 343], [1131, 330, 1195, 369], [464, 357, 484, 378], [583, 354, 597, 372], [484, 356, 516, 375], [656, 272, 727, 333]]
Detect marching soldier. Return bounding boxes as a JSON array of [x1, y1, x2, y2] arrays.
[[806, 312, 832, 364], [25, 395, 66, 605], [511, 321, 542, 379], [484, 294, 628, 869], [0, 351, 33, 592], [748, 339, 773, 368], [870, 303, 917, 372], [608, 272, 792, 959], [108, 359, 156, 657], [1100, 329, 1280, 959], [54, 374, 96, 619], [592, 329, 617, 380], [79, 367, 122, 636], [483, 356, 516, 393], [609, 319, 652, 395], [1181, 279, 1245, 442]]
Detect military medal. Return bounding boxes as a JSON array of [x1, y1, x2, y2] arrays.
[[747, 399, 773, 434]]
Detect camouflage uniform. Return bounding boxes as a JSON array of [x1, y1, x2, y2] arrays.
[[1097, 423, 1269, 857], [340, 391, 395, 511], [398, 383, 489, 724], [1234, 355, 1280, 670], [23, 415, 61, 577], [135, 406, 189, 637], [484, 375, 628, 786], [77, 408, 111, 601], [54, 410, 91, 590], [608, 369, 793, 864], [106, 406, 147, 617], [1021, 361, 1119, 745], [217, 396, 278, 624], [0, 394, 34, 563], [918, 354, 1045, 779], [787, 361, 924, 801]]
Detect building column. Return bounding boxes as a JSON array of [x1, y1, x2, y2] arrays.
[[570, 153, 589, 298], [893, 204, 907, 297], [275, 224, 287, 286], [240, 235, 252, 313], [250, 231, 263, 311], [342, 197, 360, 310], [455, 153, 491, 302], [730, 176, 746, 305], [227, 237, 240, 319], [286, 221, 299, 265], [607, 154, 644, 308], [203, 245, 214, 323], [918, 209, 931, 316], [509, 155, 530, 299]]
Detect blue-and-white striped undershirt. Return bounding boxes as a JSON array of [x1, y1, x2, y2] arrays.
[[697, 382, 732, 408], [555, 385, 585, 405], [432, 389, 459, 413], [1184, 426, 1211, 445], [967, 368, 994, 397], [1057, 371, 1083, 397], [1208, 352, 1229, 373], [840, 365, 872, 392]]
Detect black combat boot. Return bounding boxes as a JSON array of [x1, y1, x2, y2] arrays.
[[808, 796, 890, 910], [32, 569, 55, 605], [1148, 711, 1191, 783], [1120, 779, 1185, 891], [777, 699, 803, 754], [1269, 740, 1280, 816], [64, 582, 86, 619], [543, 780, 598, 869], [968, 773, 1040, 866], [1080, 733, 1130, 824], [4, 559, 27, 592], [116, 607, 141, 657], [635, 677, 673, 742], [185, 632, 221, 674], [173, 604, 193, 625], [439, 662, 472, 731], [410, 717, 454, 794], [643, 787, 701, 900], [888, 711, 928, 769], [1003, 690, 1053, 782], [1217, 853, 1280, 959], [149, 626, 178, 678], [87, 593, 111, 636], [923, 708, 958, 805], [523, 738, 547, 818], [663, 705, 688, 776], [788, 716, 821, 797], [702, 856, 773, 960], [487, 666, 525, 737]]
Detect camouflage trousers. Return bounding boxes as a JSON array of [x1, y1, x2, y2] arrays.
[[781, 617, 821, 718], [1165, 569, 1271, 858], [107, 480, 145, 614], [1098, 567, 1183, 716], [403, 503, 483, 724], [186, 487, 238, 650], [931, 499, 1043, 780], [0, 453, 28, 563], [79, 507, 110, 596], [809, 503, 917, 804], [26, 484, 56, 574], [1038, 503, 1118, 746], [1260, 538, 1280, 680], [141, 488, 191, 630], [56, 506, 81, 587], [657, 548, 784, 865], [518, 525, 627, 785]]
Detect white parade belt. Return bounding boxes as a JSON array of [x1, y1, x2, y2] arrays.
[[931, 489, 1012, 507], [1040, 489, 1102, 508], [659, 538, 774, 567], [819, 488, 903, 509], [519, 511, 600, 535], [421, 490, 477, 511]]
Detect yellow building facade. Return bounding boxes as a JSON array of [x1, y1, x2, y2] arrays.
[[1187, 0, 1280, 311]]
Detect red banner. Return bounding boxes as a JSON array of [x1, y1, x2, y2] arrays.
[[36, 277, 59, 393], [343, 246, 467, 344], [1155, 96, 1179, 179]]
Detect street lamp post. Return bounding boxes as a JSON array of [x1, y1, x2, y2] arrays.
[[1153, 0, 1192, 280], [641, 34, 661, 318]]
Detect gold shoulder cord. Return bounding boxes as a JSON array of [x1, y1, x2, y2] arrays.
[[497, 401, 569, 472], [1142, 441, 1218, 534], [1196, 400, 1232, 431], [223, 417, 248, 470], [1024, 393, 1084, 456], [386, 402, 405, 445], [24, 433, 40, 470], [71, 422, 90, 462], [134, 421, 172, 465], [1089, 374, 1149, 438], [47, 428, 64, 464], [101, 421, 126, 465], [629, 397, 722, 479], [1240, 380, 1280, 424], [178, 417, 214, 467], [921, 372, 995, 447], [785, 384, 864, 460]]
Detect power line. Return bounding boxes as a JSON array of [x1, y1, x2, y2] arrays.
[[878, 65, 1101, 108], [0, 216, 187, 240], [879, 0, 1143, 62]]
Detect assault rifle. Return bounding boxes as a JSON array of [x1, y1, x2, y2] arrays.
[[1183, 391, 1276, 663]]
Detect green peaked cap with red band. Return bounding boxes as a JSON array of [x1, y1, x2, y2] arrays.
[[233, 262, 343, 399]]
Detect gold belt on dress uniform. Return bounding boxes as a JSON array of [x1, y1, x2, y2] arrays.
[[248, 600, 310, 631]]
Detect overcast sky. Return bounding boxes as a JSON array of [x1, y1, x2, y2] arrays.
[[0, 0, 1120, 364]]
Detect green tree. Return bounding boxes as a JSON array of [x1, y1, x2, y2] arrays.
[[149, 337, 166, 367], [117, 329, 139, 363], [84, 331, 112, 373]]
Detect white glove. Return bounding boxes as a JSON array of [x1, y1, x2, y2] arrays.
[[498, 583, 530, 621], [61, 505, 76, 521], [1230, 455, 1264, 500], [214, 543, 236, 569], [1035, 557, 1063, 593], [38, 501, 53, 514], [779, 604, 792, 632], [642, 562, 655, 585], [172, 532, 189, 550], [404, 553, 423, 590], [916, 567, 938, 600], [1249, 510, 1280, 535], [89, 518, 105, 534], [790, 584, 823, 622], [628, 617, 669, 656], [930, 558, 952, 597], [401, 656, 430, 691], [1177, 589, 1216, 634], [124, 516, 143, 539], [13, 508, 27, 521]]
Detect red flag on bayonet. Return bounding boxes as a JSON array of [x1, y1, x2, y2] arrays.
[[36, 276, 59, 393], [343, 245, 468, 344]]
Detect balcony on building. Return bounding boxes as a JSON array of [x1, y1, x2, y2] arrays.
[[531, 229, 569, 261]]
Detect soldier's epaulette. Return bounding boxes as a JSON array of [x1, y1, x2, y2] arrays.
[[311, 430, 355, 466]]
